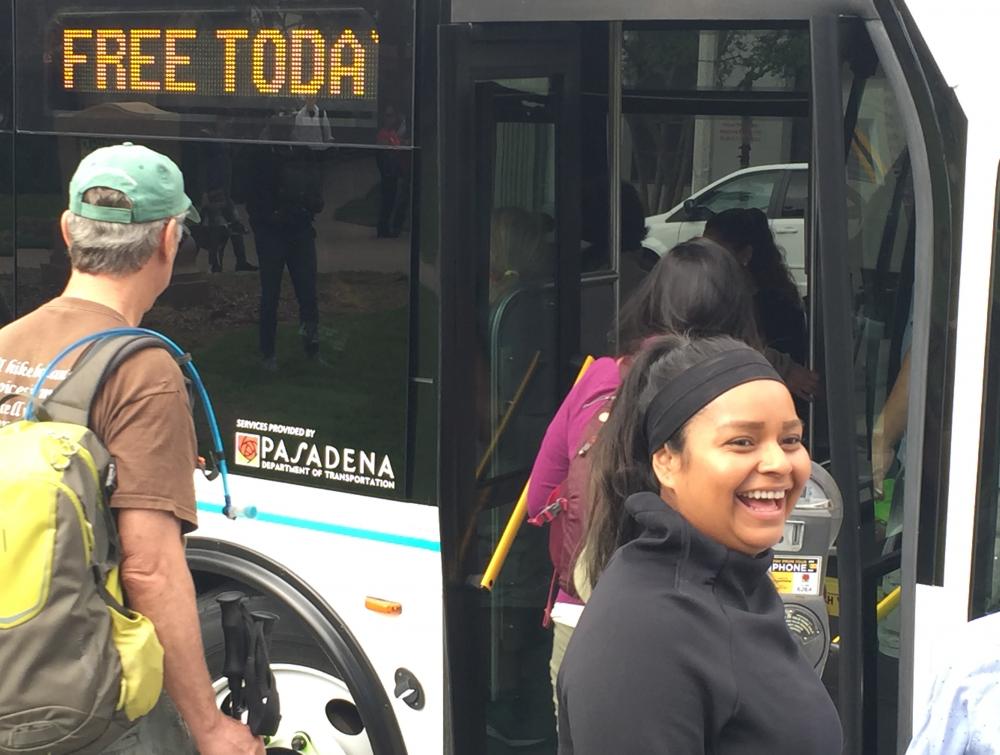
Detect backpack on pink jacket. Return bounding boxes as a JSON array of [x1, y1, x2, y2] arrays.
[[528, 392, 615, 605]]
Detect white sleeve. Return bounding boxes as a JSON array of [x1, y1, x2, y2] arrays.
[[906, 662, 971, 755]]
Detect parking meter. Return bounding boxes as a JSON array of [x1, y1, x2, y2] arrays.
[[771, 462, 843, 675]]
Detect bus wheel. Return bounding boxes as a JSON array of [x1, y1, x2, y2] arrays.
[[197, 584, 375, 755]]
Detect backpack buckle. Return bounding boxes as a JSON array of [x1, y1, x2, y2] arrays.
[[198, 451, 221, 481], [528, 498, 563, 526], [104, 460, 118, 498]]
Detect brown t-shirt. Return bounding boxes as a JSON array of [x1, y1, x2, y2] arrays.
[[0, 297, 198, 531]]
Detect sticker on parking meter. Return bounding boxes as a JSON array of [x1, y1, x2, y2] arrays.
[[769, 556, 822, 596]]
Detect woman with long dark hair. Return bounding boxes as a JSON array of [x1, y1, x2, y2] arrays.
[[559, 335, 841, 754], [705, 207, 809, 364], [526, 238, 759, 716]]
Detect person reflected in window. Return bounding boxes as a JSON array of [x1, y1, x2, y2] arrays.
[[292, 96, 332, 145], [558, 335, 841, 755], [704, 208, 819, 402], [242, 144, 324, 370], [489, 206, 548, 307], [196, 143, 256, 274], [376, 105, 409, 238], [475, 206, 549, 450]]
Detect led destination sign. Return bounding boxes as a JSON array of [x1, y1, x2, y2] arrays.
[[57, 16, 378, 104]]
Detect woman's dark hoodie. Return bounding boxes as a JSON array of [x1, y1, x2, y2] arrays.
[[557, 492, 842, 754]]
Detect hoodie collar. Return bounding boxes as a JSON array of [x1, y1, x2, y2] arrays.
[[624, 491, 775, 599]]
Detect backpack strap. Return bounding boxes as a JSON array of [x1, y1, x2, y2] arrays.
[[37, 334, 170, 579], [38, 335, 168, 426]]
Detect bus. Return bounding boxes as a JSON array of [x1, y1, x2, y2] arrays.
[[0, 0, 994, 753]]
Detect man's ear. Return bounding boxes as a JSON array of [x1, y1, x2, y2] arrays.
[[60, 211, 73, 249], [651, 444, 682, 492], [161, 218, 180, 264]]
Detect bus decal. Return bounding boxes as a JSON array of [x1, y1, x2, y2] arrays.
[[196, 501, 440, 552]]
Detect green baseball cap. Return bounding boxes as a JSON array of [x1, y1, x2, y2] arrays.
[[68, 142, 200, 224]]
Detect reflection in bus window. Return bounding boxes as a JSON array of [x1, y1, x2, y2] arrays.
[[622, 27, 809, 94], [622, 25, 809, 215], [13, 134, 411, 499], [477, 80, 559, 481]]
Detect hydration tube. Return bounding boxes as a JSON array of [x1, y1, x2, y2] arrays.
[[26, 326, 254, 520]]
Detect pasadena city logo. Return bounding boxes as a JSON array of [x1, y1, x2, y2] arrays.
[[235, 432, 260, 468]]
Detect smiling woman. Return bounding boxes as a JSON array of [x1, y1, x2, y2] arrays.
[[652, 379, 810, 556], [559, 335, 840, 755]]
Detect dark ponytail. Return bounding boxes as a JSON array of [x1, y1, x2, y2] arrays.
[[582, 333, 750, 588], [618, 237, 762, 355]]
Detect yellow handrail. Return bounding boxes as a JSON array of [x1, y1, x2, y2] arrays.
[[480, 356, 595, 591], [831, 585, 900, 645]]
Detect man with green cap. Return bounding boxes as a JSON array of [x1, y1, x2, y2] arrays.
[[0, 143, 264, 754]]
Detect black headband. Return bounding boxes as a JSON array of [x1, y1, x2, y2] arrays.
[[644, 347, 782, 454]]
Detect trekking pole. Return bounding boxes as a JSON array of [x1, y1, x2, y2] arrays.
[[217, 591, 248, 718], [479, 356, 595, 591], [245, 610, 282, 737]]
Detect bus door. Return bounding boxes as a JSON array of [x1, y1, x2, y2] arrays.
[[811, 15, 958, 755], [437, 23, 582, 755]]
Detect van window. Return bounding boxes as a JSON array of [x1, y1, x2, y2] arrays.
[[782, 169, 807, 219]]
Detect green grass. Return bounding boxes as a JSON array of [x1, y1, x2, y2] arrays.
[[189, 306, 409, 488]]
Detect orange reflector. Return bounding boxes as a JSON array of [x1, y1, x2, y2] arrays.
[[365, 597, 402, 615]]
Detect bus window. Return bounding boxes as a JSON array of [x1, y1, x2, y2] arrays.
[[476, 79, 560, 481], [972, 169, 1000, 619], [629, 26, 811, 296], [13, 134, 413, 499]]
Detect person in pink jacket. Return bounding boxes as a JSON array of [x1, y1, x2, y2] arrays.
[[527, 237, 763, 713]]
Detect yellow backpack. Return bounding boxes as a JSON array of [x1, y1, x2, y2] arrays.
[[0, 335, 167, 754]]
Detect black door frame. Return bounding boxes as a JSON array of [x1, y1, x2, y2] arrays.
[[436, 22, 581, 754], [809, 15, 869, 753]]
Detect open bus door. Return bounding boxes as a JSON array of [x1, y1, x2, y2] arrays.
[[437, 23, 582, 755], [439, 6, 961, 755], [811, 13, 961, 755]]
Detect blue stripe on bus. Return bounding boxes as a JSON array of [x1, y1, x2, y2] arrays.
[[196, 502, 442, 552]]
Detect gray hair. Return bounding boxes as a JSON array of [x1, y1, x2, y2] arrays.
[[65, 187, 186, 276]]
